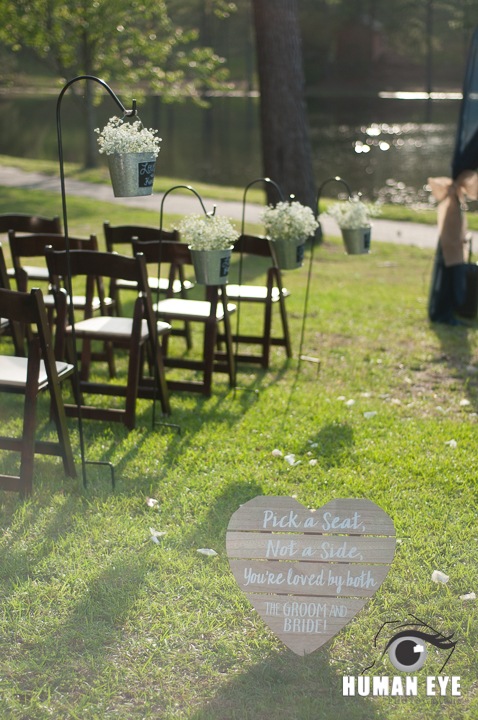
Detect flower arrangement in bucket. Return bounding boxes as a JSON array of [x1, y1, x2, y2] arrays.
[[324, 198, 381, 254], [178, 214, 240, 285], [261, 201, 318, 269], [95, 116, 161, 198]]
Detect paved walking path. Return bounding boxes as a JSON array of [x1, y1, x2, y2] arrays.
[[0, 164, 452, 250]]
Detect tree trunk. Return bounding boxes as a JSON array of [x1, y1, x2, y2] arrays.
[[251, 0, 316, 208]]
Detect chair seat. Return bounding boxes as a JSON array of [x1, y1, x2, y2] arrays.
[[0, 356, 73, 389], [115, 277, 194, 293], [224, 284, 290, 301], [154, 298, 236, 321], [67, 316, 171, 341], [7, 265, 50, 281], [43, 294, 114, 310]]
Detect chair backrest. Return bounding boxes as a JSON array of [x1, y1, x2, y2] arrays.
[[8, 232, 99, 292], [0, 286, 54, 362], [0, 242, 10, 290], [0, 243, 25, 355], [45, 248, 158, 342], [232, 234, 274, 259], [132, 238, 193, 266], [0, 213, 61, 235], [104, 222, 179, 254], [45, 248, 150, 287]]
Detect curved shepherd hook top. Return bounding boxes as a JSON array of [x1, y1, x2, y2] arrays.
[[56, 75, 137, 490], [297, 176, 353, 372], [151, 185, 216, 429]]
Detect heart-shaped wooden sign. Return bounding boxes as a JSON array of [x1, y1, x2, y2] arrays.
[[226, 496, 395, 656]]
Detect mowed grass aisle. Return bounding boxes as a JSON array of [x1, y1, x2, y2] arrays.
[[0, 189, 477, 720]]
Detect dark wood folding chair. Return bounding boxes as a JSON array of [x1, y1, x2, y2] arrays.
[[0, 243, 25, 356], [46, 248, 171, 428], [0, 286, 76, 496], [133, 239, 236, 397], [0, 213, 61, 285], [9, 232, 115, 378], [104, 222, 192, 315], [219, 234, 292, 368]]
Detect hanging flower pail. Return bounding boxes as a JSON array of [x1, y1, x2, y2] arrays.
[[270, 238, 305, 270], [341, 227, 371, 255], [189, 246, 233, 285], [107, 152, 156, 197]]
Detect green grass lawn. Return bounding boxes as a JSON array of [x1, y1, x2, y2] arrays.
[[0, 189, 478, 720]]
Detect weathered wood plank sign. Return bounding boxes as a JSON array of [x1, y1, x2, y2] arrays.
[[226, 496, 396, 656]]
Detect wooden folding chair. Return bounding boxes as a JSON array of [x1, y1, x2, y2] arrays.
[[0, 243, 25, 356], [9, 232, 115, 378], [219, 234, 292, 368], [133, 239, 236, 397], [46, 248, 171, 428], [0, 213, 61, 285], [104, 223, 192, 316], [0, 286, 76, 496]]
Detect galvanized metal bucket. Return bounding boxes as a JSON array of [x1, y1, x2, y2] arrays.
[[189, 246, 233, 285], [341, 227, 371, 255], [270, 238, 305, 270], [107, 152, 156, 197]]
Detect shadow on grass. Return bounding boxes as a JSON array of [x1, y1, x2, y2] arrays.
[[429, 321, 478, 407], [187, 647, 386, 720], [309, 423, 354, 468]]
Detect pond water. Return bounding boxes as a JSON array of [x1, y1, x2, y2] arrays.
[[0, 93, 460, 201]]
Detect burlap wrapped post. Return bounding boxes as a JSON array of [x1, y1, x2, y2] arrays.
[[428, 170, 478, 267]]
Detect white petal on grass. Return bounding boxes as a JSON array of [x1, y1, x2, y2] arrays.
[[311, 442, 318, 447], [390, 398, 401, 405], [149, 528, 166, 537], [309, 459, 318, 466], [364, 411, 377, 419], [431, 570, 449, 584], [197, 548, 218, 556], [460, 399, 471, 406], [150, 536, 162, 545], [379, 393, 390, 399], [361, 392, 371, 397], [271, 448, 283, 457], [459, 592, 476, 601], [436, 406, 444, 412], [345, 399, 355, 406], [445, 439, 457, 449], [146, 497, 159, 508], [337, 396, 346, 401], [284, 454, 301, 466]]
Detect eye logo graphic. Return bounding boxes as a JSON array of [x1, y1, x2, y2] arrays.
[[363, 614, 458, 675]]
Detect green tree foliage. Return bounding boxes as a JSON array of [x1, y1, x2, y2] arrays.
[[0, 0, 233, 166]]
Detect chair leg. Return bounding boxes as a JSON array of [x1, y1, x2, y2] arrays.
[[220, 288, 236, 387], [105, 340, 116, 379], [80, 338, 92, 382], [262, 271, 274, 369], [19, 339, 41, 496], [203, 287, 219, 397], [275, 268, 293, 358], [177, 265, 192, 349]]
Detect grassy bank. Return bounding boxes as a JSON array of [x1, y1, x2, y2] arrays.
[[0, 189, 477, 720]]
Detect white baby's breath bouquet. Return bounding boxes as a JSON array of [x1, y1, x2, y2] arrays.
[[179, 214, 239, 250], [95, 116, 161, 156], [261, 201, 318, 242], [324, 199, 381, 229]]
